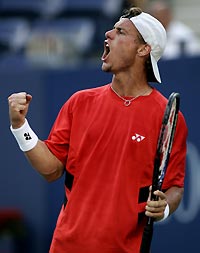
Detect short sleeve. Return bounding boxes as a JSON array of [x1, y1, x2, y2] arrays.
[[44, 99, 73, 166]]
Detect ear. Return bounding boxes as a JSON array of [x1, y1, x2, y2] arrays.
[[137, 44, 151, 57]]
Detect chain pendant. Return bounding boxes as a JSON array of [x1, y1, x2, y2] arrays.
[[124, 100, 131, 106], [110, 85, 150, 107]]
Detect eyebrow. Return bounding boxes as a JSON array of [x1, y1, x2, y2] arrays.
[[113, 25, 127, 33]]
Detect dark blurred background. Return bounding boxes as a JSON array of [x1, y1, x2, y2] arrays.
[[0, 0, 200, 252]]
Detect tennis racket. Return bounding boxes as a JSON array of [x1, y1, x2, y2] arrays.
[[140, 92, 180, 253]]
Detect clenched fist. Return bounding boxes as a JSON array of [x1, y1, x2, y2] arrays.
[[8, 92, 32, 129]]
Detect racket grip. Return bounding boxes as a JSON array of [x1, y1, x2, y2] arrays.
[[140, 218, 154, 253]]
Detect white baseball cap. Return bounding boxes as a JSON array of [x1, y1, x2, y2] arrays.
[[130, 12, 167, 83]]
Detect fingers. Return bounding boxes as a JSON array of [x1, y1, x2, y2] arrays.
[[145, 189, 168, 220], [9, 97, 26, 112], [8, 92, 32, 108], [8, 92, 32, 109], [8, 92, 32, 127], [26, 94, 32, 103], [145, 200, 167, 215]]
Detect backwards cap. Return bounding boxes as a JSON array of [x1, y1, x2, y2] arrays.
[[130, 12, 167, 83]]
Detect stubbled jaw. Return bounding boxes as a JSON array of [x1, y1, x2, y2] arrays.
[[101, 40, 110, 61]]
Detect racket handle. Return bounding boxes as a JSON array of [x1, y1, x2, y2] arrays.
[[140, 218, 154, 253]]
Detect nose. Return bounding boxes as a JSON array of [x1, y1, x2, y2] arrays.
[[105, 28, 114, 39]]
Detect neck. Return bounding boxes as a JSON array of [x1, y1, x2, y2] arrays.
[[111, 74, 152, 97]]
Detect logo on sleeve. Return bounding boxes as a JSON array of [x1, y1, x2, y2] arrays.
[[132, 133, 145, 142]]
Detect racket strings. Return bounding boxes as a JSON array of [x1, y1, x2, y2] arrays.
[[158, 101, 177, 185]]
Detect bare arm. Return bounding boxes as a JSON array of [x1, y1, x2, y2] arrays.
[[24, 140, 64, 182], [164, 186, 184, 214], [145, 186, 184, 221], [8, 92, 64, 182]]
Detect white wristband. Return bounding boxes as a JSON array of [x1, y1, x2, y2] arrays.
[[10, 119, 38, 152], [159, 203, 170, 222]]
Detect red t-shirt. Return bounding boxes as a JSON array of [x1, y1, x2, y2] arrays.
[[45, 84, 187, 253]]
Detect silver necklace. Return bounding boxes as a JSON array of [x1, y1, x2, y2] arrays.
[[110, 85, 149, 106]]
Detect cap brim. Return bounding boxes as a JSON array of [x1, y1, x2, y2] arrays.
[[150, 53, 161, 83]]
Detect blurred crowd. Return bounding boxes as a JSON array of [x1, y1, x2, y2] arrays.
[[0, 0, 199, 68]]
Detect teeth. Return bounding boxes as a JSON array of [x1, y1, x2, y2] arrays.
[[105, 40, 110, 53], [102, 40, 110, 60], [105, 40, 109, 47]]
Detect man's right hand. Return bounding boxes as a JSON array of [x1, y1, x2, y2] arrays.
[[8, 92, 32, 129]]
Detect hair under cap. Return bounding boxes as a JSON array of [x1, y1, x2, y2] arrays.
[[130, 12, 167, 83]]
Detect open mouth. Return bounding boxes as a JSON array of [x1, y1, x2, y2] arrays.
[[101, 40, 110, 61]]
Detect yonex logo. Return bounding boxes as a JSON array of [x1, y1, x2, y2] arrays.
[[24, 132, 32, 140], [132, 133, 145, 142]]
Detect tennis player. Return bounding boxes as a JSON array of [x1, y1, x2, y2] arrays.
[[8, 7, 187, 253]]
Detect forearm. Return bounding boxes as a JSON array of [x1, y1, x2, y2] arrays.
[[8, 93, 65, 182], [24, 139, 64, 182], [165, 186, 184, 215], [145, 186, 184, 221]]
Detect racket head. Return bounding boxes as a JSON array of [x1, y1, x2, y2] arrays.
[[152, 92, 180, 196]]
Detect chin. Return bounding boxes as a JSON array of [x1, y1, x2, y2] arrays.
[[102, 63, 111, 73]]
